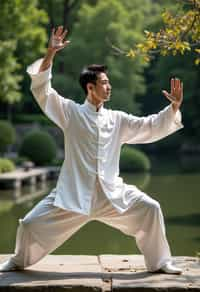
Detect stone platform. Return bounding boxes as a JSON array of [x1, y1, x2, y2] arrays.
[[0, 254, 199, 291]]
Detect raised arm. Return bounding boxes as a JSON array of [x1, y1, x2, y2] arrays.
[[26, 26, 73, 131]]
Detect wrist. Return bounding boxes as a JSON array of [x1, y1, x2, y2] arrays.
[[46, 48, 56, 59], [39, 49, 56, 73], [172, 102, 180, 113]]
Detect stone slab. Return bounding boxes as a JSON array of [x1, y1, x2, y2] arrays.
[[0, 254, 105, 291], [0, 255, 199, 292], [99, 255, 200, 291], [99, 254, 146, 274]]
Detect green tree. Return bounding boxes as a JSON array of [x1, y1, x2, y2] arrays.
[[137, 0, 200, 145], [0, 0, 48, 105], [40, 0, 81, 33], [145, 53, 200, 144], [53, 0, 157, 113], [127, 0, 200, 65]]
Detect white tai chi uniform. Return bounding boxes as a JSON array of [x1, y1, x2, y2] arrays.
[[10, 58, 184, 272]]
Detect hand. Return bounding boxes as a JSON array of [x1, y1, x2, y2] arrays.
[[162, 78, 183, 112], [39, 26, 70, 72], [48, 26, 70, 53]]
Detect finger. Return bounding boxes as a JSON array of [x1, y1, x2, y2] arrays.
[[62, 40, 71, 47], [163, 91, 172, 102], [51, 27, 55, 36], [180, 82, 183, 99], [162, 90, 170, 99], [171, 78, 176, 96], [171, 78, 175, 92], [55, 25, 63, 36], [55, 40, 71, 51], [61, 29, 68, 40], [178, 78, 181, 88], [162, 90, 177, 103], [175, 78, 180, 89]]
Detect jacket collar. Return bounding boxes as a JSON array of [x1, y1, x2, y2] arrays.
[[83, 98, 104, 114]]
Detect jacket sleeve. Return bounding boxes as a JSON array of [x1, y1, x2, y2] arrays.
[[119, 104, 184, 145], [26, 58, 74, 131]]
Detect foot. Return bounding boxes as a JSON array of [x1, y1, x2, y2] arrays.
[[0, 259, 23, 272], [157, 261, 182, 274]]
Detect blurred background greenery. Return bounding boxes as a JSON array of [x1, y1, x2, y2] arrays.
[[0, 0, 199, 152]]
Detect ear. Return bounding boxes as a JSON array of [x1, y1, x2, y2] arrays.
[[87, 82, 94, 93]]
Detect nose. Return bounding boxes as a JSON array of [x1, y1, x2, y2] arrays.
[[108, 83, 112, 90]]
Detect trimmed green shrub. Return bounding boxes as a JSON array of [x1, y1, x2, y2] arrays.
[[51, 158, 63, 166], [19, 130, 57, 166], [0, 158, 15, 173], [120, 146, 151, 172], [10, 156, 29, 166], [13, 114, 53, 126], [0, 120, 16, 154]]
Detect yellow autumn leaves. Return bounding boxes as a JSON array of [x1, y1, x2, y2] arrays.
[[127, 0, 200, 65]]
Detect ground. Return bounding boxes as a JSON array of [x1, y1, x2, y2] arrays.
[[0, 254, 200, 291]]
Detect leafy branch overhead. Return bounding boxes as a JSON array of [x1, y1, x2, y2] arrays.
[[126, 0, 200, 65]]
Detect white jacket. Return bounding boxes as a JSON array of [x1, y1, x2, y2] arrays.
[[27, 58, 184, 215]]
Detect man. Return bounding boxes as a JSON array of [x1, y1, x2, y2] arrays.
[[0, 26, 184, 274]]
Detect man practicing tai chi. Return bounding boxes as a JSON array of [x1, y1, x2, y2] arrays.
[[0, 26, 184, 274]]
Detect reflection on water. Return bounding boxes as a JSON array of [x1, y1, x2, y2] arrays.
[[0, 180, 55, 211], [0, 171, 199, 257]]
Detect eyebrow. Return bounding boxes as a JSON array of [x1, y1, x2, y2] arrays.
[[98, 78, 109, 82]]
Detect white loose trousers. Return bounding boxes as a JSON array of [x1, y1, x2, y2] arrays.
[[11, 177, 171, 272]]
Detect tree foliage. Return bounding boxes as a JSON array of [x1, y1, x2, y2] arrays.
[[53, 0, 158, 113], [0, 0, 48, 104], [126, 0, 200, 65], [0, 120, 16, 154]]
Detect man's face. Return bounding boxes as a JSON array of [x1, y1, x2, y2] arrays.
[[88, 72, 112, 103]]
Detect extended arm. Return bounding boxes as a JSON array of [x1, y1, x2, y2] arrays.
[[27, 26, 73, 131], [119, 78, 184, 145]]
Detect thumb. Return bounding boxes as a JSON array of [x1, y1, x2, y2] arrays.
[[162, 90, 173, 103], [162, 90, 168, 97]]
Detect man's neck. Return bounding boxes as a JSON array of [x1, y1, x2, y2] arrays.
[[86, 97, 103, 112]]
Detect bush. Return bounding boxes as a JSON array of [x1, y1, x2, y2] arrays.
[[10, 156, 29, 166], [0, 158, 15, 173], [19, 130, 57, 166], [0, 120, 16, 154], [120, 146, 151, 172], [13, 114, 53, 126]]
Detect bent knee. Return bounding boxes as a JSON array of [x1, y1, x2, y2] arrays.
[[19, 216, 35, 229], [147, 198, 161, 213]]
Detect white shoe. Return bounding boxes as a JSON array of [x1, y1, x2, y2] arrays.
[[0, 259, 23, 272], [158, 261, 182, 274]]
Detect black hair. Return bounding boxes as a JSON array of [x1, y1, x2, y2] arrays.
[[79, 64, 108, 94]]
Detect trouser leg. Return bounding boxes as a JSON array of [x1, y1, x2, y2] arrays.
[[96, 187, 171, 272], [10, 190, 88, 268]]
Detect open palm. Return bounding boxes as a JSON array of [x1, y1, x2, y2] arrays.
[[48, 26, 70, 52], [162, 78, 183, 107]]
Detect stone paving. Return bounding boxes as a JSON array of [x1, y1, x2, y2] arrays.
[[0, 254, 199, 291]]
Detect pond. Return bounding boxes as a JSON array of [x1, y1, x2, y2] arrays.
[[0, 161, 199, 258]]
